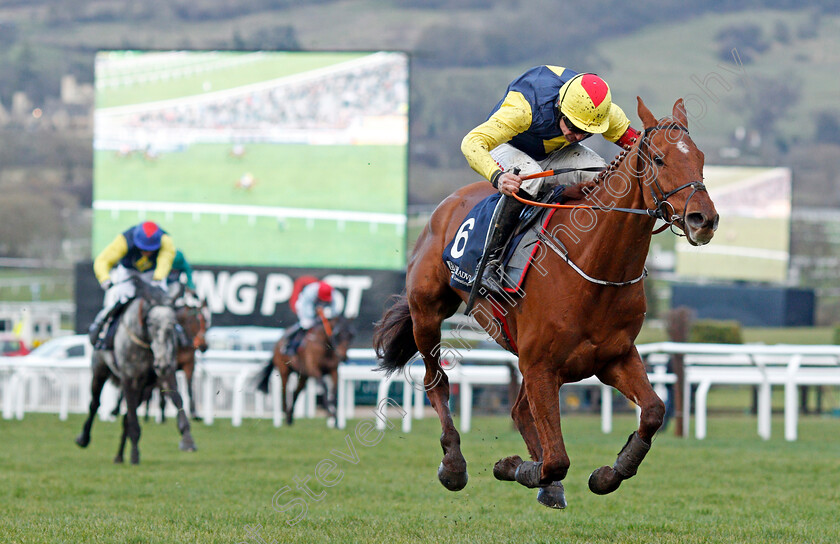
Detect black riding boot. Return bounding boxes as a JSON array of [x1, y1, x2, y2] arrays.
[[284, 325, 306, 356], [88, 300, 129, 348], [479, 195, 527, 292]]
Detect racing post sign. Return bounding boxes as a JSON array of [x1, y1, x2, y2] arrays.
[[75, 262, 405, 346]]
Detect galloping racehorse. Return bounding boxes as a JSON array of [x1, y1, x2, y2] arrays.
[[172, 297, 210, 419], [110, 293, 210, 422], [76, 277, 197, 464], [254, 316, 354, 426], [373, 98, 718, 508]]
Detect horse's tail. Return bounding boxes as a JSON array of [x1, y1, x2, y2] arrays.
[[373, 294, 417, 376], [254, 359, 275, 394]]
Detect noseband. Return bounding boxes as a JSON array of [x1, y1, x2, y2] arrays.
[[636, 123, 707, 235]]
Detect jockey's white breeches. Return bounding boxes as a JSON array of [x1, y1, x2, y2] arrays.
[[103, 266, 155, 308], [489, 143, 606, 195]]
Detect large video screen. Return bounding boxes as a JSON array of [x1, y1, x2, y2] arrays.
[[676, 166, 792, 283], [92, 51, 408, 270]]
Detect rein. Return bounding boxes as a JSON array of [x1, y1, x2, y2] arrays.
[[504, 122, 706, 286], [317, 307, 333, 337], [510, 123, 706, 234]]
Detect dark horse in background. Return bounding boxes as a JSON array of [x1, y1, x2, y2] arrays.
[[110, 286, 210, 422], [374, 99, 718, 508], [254, 315, 354, 426], [76, 277, 197, 464]]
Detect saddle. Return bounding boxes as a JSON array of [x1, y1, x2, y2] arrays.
[[443, 185, 568, 295]]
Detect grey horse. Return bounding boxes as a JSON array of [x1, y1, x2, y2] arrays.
[[76, 277, 197, 464]]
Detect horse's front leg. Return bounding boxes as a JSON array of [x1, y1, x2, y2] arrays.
[[493, 383, 567, 509], [184, 359, 200, 420], [506, 355, 570, 493], [161, 372, 197, 452], [327, 367, 339, 426], [589, 348, 665, 495]]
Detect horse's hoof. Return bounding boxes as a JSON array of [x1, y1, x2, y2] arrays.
[[191, 416, 203, 422], [113, 456, 123, 464], [588, 466, 622, 495], [493, 455, 524, 481], [75, 434, 90, 448], [438, 462, 468, 491], [179, 438, 197, 452], [537, 481, 567, 509], [326, 417, 336, 429]]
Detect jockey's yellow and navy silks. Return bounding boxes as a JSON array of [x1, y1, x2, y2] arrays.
[[93, 226, 176, 283], [461, 65, 633, 182]]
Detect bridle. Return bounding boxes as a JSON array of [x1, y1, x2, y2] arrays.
[[512, 121, 709, 286], [635, 123, 707, 236], [512, 122, 707, 236]]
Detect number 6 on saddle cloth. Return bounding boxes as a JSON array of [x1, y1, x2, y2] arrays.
[[443, 184, 568, 298]]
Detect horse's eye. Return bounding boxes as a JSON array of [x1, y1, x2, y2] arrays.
[[653, 156, 665, 167]]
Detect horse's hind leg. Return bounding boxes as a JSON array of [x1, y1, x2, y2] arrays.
[[409, 292, 467, 491], [286, 373, 308, 426], [161, 373, 197, 452], [589, 349, 665, 495], [114, 414, 128, 464], [121, 387, 142, 465], [111, 391, 123, 418], [76, 359, 111, 448]]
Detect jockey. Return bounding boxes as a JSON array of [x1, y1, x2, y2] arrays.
[[168, 249, 196, 296], [284, 281, 340, 356], [461, 66, 641, 292], [88, 221, 175, 348]]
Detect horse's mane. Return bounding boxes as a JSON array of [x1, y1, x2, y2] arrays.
[[560, 146, 633, 204]]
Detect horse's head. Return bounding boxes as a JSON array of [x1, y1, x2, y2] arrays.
[[633, 97, 719, 246], [132, 277, 177, 375], [330, 317, 355, 363], [145, 304, 177, 376], [176, 297, 210, 353]]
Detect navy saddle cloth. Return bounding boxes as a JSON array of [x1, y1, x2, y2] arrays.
[[442, 186, 565, 293]]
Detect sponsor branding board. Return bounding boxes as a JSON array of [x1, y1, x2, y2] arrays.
[[75, 262, 405, 346]]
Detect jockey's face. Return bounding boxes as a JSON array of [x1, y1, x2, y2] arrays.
[[560, 116, 590, 144], [140, 250, 154, 258]]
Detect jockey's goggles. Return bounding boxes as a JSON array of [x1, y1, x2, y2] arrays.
[[561, 115, 590, 135]]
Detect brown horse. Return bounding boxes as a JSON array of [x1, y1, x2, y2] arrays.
[[254, 316, 354, 426], [171, 298, 210, 419], [373, 98, 718, 508]]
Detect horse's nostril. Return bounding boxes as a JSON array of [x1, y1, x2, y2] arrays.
[[686, 212, 706, 229]]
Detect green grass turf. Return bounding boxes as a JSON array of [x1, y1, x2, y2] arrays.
[[97, 52, 369, 109], [2, 413, 839, 543], [92, 143, 408, 269], [92, 209, 406, 269], [93, 144, 407, 213]]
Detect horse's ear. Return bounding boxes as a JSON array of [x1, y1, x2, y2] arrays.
[[636, 96, 657, 129], [672, 98, 688, 128]]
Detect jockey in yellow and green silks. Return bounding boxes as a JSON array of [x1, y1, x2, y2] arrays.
[[89, 221, 176, 348]]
